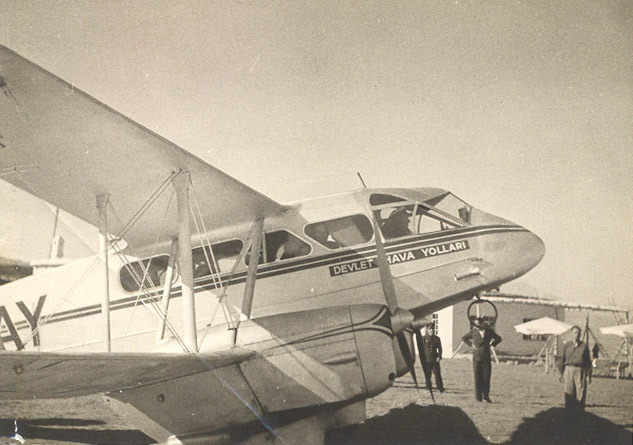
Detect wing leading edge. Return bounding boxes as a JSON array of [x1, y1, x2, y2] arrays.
[[0, 349, 254, 399], [0, 45, 287, 249]]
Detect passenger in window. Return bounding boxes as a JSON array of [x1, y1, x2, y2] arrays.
[[194, 259, 211, 277], [192, 248, 213, 278], [274, 235, 311, 261], [381, 207, 413, 239], [310, 224, 340, 249]]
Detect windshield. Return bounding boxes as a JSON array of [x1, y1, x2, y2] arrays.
[[425, 193, 472, 224]]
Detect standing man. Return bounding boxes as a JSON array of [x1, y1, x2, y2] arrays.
[[559, 325, 591, 414], [461, 317, 502, 403], [591, 343, 600, 369], [415, 322, 445, 393]]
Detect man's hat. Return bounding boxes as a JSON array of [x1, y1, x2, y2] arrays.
[[389, 207, 410, 218]]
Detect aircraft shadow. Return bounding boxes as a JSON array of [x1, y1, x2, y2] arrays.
[[326, 403, 487, 445], [0, 418, 153, 445], [502, 408, 633, 445]]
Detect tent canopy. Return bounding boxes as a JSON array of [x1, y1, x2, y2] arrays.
[[600, 323, 633, 338], [514, 317, 573, 336]]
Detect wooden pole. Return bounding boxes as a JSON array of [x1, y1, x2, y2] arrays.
[[626, 337, 633, 377], [451, 341, 465, 358], [542, 336, 552, 373]]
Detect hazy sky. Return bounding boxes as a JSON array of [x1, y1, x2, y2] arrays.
[[1, 1, 632, 309]]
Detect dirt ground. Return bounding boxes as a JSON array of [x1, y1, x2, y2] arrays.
[[1, 358, 631, 444], [329, 358, 633, 444]]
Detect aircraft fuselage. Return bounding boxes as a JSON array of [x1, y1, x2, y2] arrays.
[[0, 187, 544, 354]]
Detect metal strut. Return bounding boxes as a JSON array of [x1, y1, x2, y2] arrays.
[[241, 218, 264, 321], [156, 238, 179, 343], [96, 193, 111, 352], [173, 172, 197, 353]]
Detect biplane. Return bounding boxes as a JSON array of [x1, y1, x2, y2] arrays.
[[0, 45, 545, 444]]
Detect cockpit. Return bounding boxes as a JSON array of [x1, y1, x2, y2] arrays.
[[369, 191, 472, 241]]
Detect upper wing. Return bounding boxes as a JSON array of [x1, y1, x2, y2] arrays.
[[0, 45, 287, 249], [0, 349, 254, 399]]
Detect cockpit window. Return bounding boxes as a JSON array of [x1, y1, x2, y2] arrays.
[[425, 193, 472, 224], [369, 194, 407, 206], [305, 215, 373, 249], [413, 205, 460, 233], [376, 206, 415, 239], [375, 202, 464, 240], [192, 239, 243, 278], [120, 255, 170, 292]]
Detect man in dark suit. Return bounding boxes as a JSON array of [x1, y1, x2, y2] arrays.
[[415, 322, 445, 392], [462, 317, 502, 402]]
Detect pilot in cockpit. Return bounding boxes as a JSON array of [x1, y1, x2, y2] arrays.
[[381, 207, 413, 239]]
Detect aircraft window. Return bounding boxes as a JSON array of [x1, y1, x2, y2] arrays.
[[246, 230, 311, 264], [305, 215, 373, 249], [369, 194, 406, 206], [120, 255, 170, 292], [268, 231, 311, 262], [425, 193, 471, 224], [192, 239, 243, 278]]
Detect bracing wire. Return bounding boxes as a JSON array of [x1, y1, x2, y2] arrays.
[[118, 189, 175, 337], [188, 176, 243, 331], [198, 218, 257, 345], [107, 193, 187, 350], [188, 197, 233, 329], [110, 171, 180, 245]]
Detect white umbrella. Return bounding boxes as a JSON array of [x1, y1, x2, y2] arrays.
[[600, 323, 633, 379], [600, 323, 633, 338], [514, 316, 573, 336], [514, 317, 573, 374]]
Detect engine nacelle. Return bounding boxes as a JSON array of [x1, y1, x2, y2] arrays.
[[234, 304, 397, 412], [119, 304, 399, 439]]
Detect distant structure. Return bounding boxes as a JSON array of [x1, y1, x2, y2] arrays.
[[0, 235, 71, 284], [0, 256, 32, 285], [431, 291, 628, 358]]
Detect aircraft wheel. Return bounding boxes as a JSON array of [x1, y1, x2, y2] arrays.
[[467, 299, 498, 327]]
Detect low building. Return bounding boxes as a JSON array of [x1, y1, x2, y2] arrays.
[[430, 292, 628, 359]]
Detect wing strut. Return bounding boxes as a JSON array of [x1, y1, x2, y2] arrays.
[[156, 237, 179, 343], [229, 218, 264, 345], [97, 194, 111, 352], [174, 172, 197, 352], [241, 218, 264, 321]]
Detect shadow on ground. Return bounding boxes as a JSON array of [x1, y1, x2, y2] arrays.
[[0, 418, 153, 445], [503, 408, 632, 445], [326, 404, 487, 445]]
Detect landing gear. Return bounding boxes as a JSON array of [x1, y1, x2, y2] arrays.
[[467, 296, 498, 327]]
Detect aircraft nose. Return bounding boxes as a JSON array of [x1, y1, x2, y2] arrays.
[[472, 209, 545, 284], [483, 227, 545, 285], [520, 231, 546, 276]]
